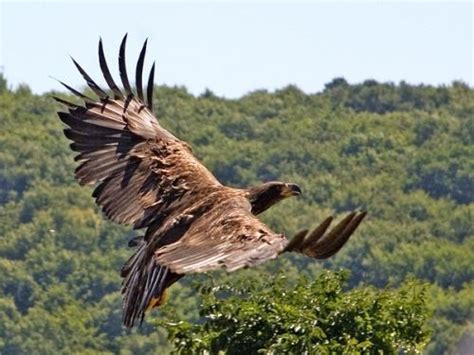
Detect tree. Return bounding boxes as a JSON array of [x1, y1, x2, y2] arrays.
[[0, 73, 7, 94], [1, 80, 472, 353], [160, 271, 431, 354]]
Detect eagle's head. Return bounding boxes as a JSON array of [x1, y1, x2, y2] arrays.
[[247, 181, 302, 215]]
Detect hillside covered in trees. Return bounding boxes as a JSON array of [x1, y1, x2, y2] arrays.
[[0, 74, 473, 353]]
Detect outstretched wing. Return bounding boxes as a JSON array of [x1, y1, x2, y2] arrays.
[[154, 197, 366, 274], [154, 197, 288, 273], [55, 35, 220, 230]]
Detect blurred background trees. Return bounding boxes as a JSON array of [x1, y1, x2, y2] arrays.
[[0, 73, 472, 353]]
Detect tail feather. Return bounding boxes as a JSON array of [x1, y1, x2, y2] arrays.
[[121, 237, 182, 327]]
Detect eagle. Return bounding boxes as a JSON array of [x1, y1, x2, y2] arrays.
[[55, 35, 366, 328]]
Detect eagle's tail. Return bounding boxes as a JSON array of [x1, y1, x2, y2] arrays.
[[120, 236, 182, 327]]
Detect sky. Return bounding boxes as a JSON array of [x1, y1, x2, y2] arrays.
[[1, 1, 472, 98]]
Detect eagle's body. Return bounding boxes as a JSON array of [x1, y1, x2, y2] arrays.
[[55, 35, 366, 327]]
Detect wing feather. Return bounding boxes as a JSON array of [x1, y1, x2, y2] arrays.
[[285, 211, 367, 259], [135, 39, 147, 102], [71, 57, 108, 98], [146, 62, 155, 110], [56, 38, 220, 231], [119, 34, 133, 96], [98, 38, 123, 99]]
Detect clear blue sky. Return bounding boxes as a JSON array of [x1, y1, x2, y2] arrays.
[[1, 1, 472, 98]]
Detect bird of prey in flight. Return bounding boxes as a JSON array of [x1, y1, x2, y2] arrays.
[[55, 35, 366, 327]]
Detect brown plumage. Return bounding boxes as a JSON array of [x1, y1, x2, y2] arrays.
[[55, 35, 367, 328]]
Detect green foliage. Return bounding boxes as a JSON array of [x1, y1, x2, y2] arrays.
[[161, 271, 430, 354], [0, 79, 473, 353], [324, 78, 451, 113], [0, 73, 7, 94]]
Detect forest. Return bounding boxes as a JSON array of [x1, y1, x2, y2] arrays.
[[0, 73, 473, 354]]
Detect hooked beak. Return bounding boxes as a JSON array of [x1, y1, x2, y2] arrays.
[[282, 183, 302, 197]]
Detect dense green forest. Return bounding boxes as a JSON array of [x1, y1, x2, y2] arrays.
[[0, 74, 473, 354]]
